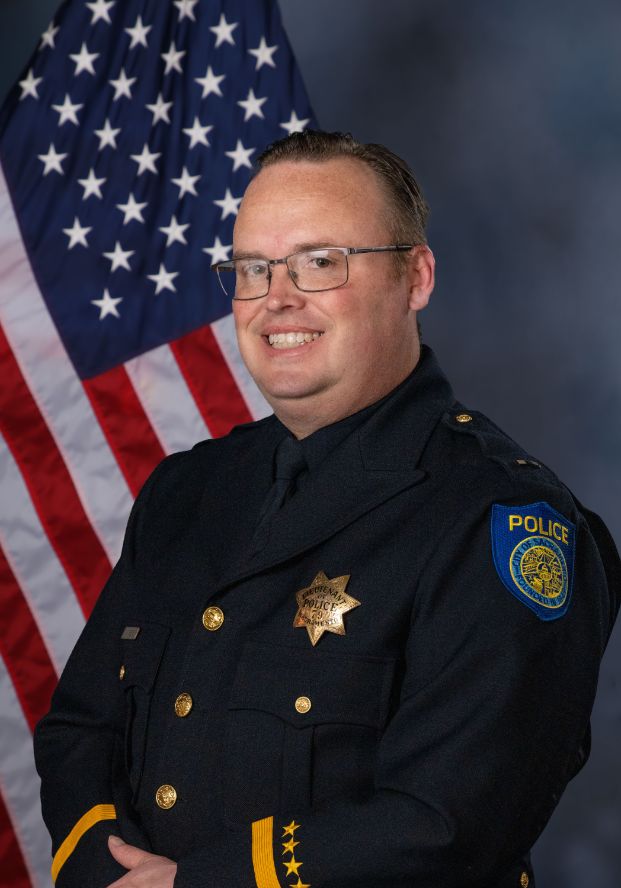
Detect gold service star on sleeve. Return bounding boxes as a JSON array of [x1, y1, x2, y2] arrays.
[[294, 571, 360, 646], [282, 820, 300, 837], [282, 837, 299, 855], [282, 856, 303, 876]]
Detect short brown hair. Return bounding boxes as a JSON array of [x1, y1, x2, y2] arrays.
[[255, 130, 429, 246]]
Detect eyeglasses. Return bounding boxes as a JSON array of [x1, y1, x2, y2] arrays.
[[212, 244, 413, 301]]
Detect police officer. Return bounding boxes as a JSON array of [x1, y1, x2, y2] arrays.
[[34, 131, 620, 888]]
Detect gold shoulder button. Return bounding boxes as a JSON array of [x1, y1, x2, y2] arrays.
[[455, 413, 473, 424], [155, 784, 177, 810], [520, 873, 529, 888]]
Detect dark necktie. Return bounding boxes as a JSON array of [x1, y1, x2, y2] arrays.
[[251, 435, 307, 554]]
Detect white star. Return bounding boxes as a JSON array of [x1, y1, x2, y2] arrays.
[[103, 241, 134, 271], [62, 217, 91, 249], [171, 167, 200, 198], [52, 93, 83, 126], [213, 188, 242, 219], [78, 168, 106, 200], [38, 144, 67, 176], [237, 88, 267, 122], [125, 14, 152, 48], [130, 143, 161, 175], [19, 69, 42, 100], [159, 215, 189, 247], [39, 22, 59, 50], [109, 69, 136, 101], [69, 43, 99, 76], [182, 117, 213, 149], [225, 139, 255, 171], [209, 13, 238, 47], [202, 236, 231, 264], [146, 93, 172, 125], [147, 263, 179, 294], [94, 118, 120, 150], [280, 110, 311, 135], [195, 66, 225, 99], [248, 36, 278, 70], [86, 0, 115, 24], [174, 0, 199, 21], [161, 41, 185, 75], [116, 193, 147, 225], [92, 288, 122, 319]]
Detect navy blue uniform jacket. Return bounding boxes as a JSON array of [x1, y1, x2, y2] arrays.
[[34, 348, 620, 888]]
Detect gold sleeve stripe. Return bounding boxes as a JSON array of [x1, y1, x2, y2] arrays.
[[51, 804, 117, 883], [252, 816, 284, 888]]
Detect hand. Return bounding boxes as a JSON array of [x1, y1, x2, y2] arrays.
[[106, 835, 177, 887]]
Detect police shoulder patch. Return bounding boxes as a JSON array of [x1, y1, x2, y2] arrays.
[[491, 501, 576, 620]]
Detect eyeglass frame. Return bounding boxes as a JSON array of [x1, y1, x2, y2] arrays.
[[211, 244, 415, 301]]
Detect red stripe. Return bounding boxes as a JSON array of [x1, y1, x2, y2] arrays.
[[83, 365, 166, 497], [0, 327, 111, 618], [0, 547, 57, 731], [0, 786, 32, 888], [170, 325, 252, 437]]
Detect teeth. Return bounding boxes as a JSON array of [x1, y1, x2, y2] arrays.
[[267, 332, 322, 349]]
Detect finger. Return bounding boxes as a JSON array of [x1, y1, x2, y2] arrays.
[[107, 835, 155, 869]]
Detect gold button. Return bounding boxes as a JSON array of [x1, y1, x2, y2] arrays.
[[155, 784, 177, 810], [174, 693, 193, 718], [520, 873, 529, 888], [202, 606, 224, 631], [455, 413, 473, 423], [119, 665, 125, 680], [295, 696, 311, 714]]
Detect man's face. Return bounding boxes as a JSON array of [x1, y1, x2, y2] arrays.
[[232, 158, 433, 433]]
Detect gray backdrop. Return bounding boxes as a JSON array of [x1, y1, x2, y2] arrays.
[[1, 1, 619, 885]]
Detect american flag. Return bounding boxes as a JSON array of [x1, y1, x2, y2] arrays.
[[0, 1, 315, 884]]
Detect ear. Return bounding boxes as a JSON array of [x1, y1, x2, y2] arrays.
[[406, 245, 435, 311]]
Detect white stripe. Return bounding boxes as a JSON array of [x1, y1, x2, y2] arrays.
[[0, 433, 85, 675], [125, 343, 210, 455], [211, 313, 272, 421], [0, 656, 53, 888], [0, 164, 133, 564]]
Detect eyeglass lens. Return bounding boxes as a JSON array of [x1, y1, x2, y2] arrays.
[[218, 248, 348, 299]]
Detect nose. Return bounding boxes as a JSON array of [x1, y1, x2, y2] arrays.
[[264, 262, 306, 311]]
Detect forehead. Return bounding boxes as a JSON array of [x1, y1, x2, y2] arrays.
[[234, 157, 392, 251]]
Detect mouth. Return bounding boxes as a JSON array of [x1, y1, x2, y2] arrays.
[[266, 331, 323, 350]]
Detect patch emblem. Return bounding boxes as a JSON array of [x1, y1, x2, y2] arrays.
[[491, 502, 576, 620], [293, 571, 360, 646]]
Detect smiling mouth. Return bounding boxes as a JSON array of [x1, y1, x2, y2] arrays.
[[267, 332, 323, 350]]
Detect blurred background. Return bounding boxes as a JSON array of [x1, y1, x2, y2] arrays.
[[1, 1, 619, 885]]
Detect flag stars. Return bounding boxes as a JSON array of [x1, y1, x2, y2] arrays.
[[213, 188, 242, 219], [94, 118, 120, 151], [225, 139, 255, 171], [195, 66, 225, 99], [103, 241, 134, 271], [63, 217, 92, 249], [69, 43, 99, 76], [86, 0, 115, 25], [52, 93, 83, 126], [160, 215, 189, 247], [92, 288, 122, 319], [161, 41, 186, 75], [38, 144, 67, 176], [147, 263, 179, 294], [202, 236, 231, 264], [78, 169, 106, 200], [146, 93, 172, 125], [110, 69, 136, 101], [174, 0, 199, 21], [182, 117, 213, 148], [39, 22, 59, 50], [280, 111, 311, 135], [125, 15, 152, 49], [130, 143, 161, 175], [209, 13, 238, 47], [248, 36, 278, 70], [172, 167, 200, 198], [19, 69, 42, 100], [116, 193, 147, 225], [237, 88, 267, 121]]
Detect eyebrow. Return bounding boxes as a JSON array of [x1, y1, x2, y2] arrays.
[[232, 241, 341, 261]]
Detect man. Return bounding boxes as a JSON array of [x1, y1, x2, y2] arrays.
[[34, 131, 620, 888]]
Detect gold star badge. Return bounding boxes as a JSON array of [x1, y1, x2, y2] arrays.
[[294, 571, 360, 646]]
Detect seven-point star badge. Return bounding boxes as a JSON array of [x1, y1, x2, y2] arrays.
[[294, 571, 360, 646]]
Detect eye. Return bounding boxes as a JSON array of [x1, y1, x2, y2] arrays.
[[304, 251, 334, 269], [238, 260, 268, 279]]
